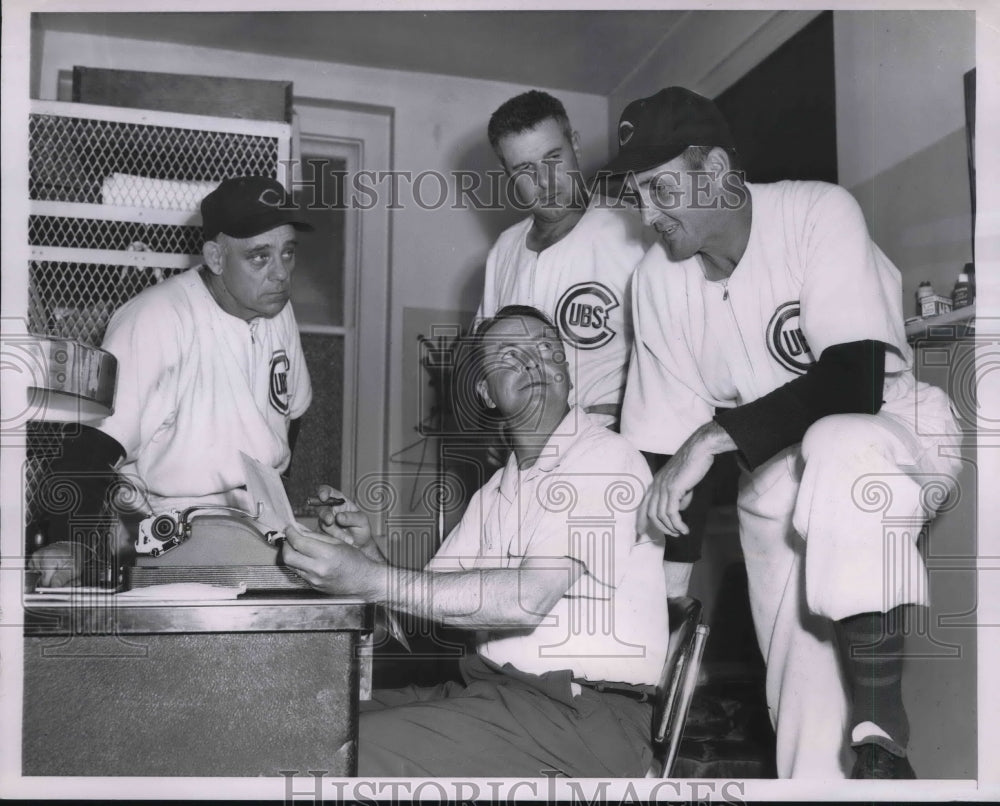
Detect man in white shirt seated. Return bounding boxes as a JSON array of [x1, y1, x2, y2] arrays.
[[283, 305, 668, 777]]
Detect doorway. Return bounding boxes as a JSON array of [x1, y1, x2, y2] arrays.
[[291, 99, 392, 518], [286, 153, 348, 513]]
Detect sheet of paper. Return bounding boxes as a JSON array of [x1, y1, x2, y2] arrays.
[[239, 451, 296, 534], [240, 452, 410, 652], [116, 582, 248, 600]]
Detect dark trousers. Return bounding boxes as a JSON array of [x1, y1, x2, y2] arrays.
[[359, 653, 653, 778]]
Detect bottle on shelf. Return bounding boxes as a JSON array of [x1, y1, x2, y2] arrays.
[[916, 281, 934, 316], [952, 263, 975, 309]]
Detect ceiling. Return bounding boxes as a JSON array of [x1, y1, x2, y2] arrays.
[[35, 10, 688, 96]]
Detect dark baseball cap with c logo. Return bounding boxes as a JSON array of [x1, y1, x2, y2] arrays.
[[200, 176, 314, 240], [601, 87, 736, 180]]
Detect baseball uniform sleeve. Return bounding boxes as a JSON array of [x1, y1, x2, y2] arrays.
[[796, 184, 909, 370], [714, 339, 886, 470], [620, 255, 715, 454], [96, 293, 184, 463]]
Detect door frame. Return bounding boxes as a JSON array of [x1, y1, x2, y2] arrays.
[[292, 98, 392, 504]]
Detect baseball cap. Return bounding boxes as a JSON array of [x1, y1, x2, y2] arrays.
[[601, 87, 736, 179], [200, 176, 314, 241]]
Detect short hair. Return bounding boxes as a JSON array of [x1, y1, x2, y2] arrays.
[[487, 91, 573, 159], [680, 144, 743, 174], [474, 304, 557, 340]]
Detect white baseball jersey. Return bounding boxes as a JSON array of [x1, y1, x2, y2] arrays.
[[98, 267, 312, 514], [478, 204, 646, 416], [623, 181, 924, 452], [622, 180, 961, 777]]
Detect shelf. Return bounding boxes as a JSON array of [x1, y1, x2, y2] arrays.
[[905, 304, 975, 343]]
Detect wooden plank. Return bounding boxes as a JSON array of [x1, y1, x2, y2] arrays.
[[74, 65, 292, 123], [905, 304, 976, 343]]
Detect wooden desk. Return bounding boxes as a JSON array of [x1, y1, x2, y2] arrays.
[[22, 593, 374, 777]]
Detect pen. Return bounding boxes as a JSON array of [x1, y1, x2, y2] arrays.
[[305, 496, 346, 508]]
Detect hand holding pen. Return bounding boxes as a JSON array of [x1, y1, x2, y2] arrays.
[[303, 486, 373, 550]]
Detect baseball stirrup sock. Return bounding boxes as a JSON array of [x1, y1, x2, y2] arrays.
[[839, 606, 910, 756]]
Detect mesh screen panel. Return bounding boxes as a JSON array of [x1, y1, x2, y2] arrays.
[[29, 113, 279, 207], [28, 261, 188, 346], [30, 215, 204, 255]]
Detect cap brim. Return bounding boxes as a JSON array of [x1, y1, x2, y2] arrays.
[[597, 144, 689, 182], [213, 211, 315, 239]]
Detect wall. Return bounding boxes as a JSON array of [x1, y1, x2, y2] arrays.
[[605, 8, 975, 308], [835, 11, 975, 307], [835, 10, 977, 780], [33, 27, 610, 536], [607, 10, 822, 140]]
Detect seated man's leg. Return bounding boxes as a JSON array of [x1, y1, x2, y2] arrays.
[[794, 412, 961, 778], [360, 678, 466, 712], [736, 450, 851, 779], [359, 661, 652, 777]]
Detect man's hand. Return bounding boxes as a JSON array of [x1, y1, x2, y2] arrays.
[[28, 542, 83, 587], [312, 485, 382, 559], [282, 523, 384, 597], [639, 421, 735, 536]]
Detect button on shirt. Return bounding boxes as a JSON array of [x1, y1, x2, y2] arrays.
[[428, 408, 668, 685]]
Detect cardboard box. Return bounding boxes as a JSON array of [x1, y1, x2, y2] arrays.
[[920, 294, 953, 318]]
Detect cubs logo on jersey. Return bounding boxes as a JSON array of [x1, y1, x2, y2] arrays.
[[556, 282, 620, 350], [766, 301, 815, 374], [269, 350, 291, 414]]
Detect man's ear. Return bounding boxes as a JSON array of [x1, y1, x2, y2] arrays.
[[476, 378, 496, 410], [203, 240, 224, 275], [492, 142, 511, 175], [705, 146, 731, 178], [570, 130, 583, 164]]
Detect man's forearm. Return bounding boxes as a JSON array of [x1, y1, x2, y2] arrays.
[[688, 420, 736, 456], [368, 564, 579, 630]]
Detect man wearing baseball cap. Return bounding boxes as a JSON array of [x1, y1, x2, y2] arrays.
[[30, 176, 315, 586], [604, 87, 961, 779]]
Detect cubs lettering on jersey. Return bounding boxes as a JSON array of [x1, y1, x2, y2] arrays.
[[766, 301, 814, 374], [269, 349, 291, 414], [556, 282, 620, 350]]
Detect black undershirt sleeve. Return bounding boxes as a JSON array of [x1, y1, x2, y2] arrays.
[[281, 418, 302, 483], [36, 425, 125, 546], [713, 340, 887, 471]]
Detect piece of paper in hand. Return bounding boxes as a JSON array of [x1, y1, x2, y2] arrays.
[[240, 451, 296, 534]]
